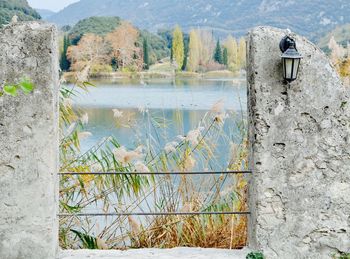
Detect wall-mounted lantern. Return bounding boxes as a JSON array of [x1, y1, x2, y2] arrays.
[[279, 36, 303, 82]]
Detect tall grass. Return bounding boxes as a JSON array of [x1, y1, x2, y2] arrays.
[[58, 77, 248, 250]]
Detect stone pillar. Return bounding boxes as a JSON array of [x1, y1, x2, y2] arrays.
[[0, 22, 59, 259], [247, 27, 350, 258]]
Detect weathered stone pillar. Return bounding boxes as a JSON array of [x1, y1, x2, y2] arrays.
[[247, 27, 350, 258], [0, 22, 59, 259]]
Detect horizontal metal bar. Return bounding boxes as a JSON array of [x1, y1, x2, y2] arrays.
[[58, 171, 252, 176], [59, 211, 251, 217]]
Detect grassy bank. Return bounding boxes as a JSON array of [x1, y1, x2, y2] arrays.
[[62, 61, 244, 82], [63, 69, 243, 83]]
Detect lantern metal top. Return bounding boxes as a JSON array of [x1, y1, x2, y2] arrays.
[[280, 36, 303, 59], [281, 47, 303, 59]]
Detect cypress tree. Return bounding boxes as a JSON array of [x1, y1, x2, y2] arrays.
[[214, 40, 223, 64], [223, 47, 228, 66], [143, 38, 150, 70], [60, 34, 71, 71], [172, 25, 184, 69], [182, 35, 189, 71], [170, 46, 173, 63]]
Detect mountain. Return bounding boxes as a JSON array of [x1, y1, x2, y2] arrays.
[[36, 8, 56, 19], [47, 0, 350, 40], [0, 0, 41, 27]]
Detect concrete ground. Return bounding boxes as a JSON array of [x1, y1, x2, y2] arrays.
[[59, 248, 250, 259]]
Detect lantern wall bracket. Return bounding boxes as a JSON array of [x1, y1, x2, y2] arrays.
[[280, 36, 297, 53]]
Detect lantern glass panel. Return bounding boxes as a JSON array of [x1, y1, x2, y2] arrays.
[[292, 58, 300, 80], [284, 58, 293, 80]]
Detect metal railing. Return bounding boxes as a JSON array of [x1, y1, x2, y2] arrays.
[[58, 170, 252, 218]]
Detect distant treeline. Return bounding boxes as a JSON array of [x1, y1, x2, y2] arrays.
[[60, 16, 246, 74], [60, 16, 170, 74], [171, 25, 246, 73]]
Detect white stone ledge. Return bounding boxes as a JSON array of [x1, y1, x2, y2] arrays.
[[59, 248, 250, 259]]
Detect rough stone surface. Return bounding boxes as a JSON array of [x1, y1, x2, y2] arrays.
[[0, 22, 59, 259], [247, 26, 350, 258], [59, 248, 250, 259]]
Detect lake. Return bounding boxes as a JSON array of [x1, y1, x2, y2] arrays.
[[72, 77, 247, 170]]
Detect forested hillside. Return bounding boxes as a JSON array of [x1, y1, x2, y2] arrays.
[[48, 0, 350, 40], [69, 16, 122, 44], [0, 0, 40, 27], [61, 16, 170, 72]]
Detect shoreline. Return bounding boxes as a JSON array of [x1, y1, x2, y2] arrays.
[[63, 70, 246, 83]]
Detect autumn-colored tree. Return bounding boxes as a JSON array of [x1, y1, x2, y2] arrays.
[[187, 30, 201, 72], [237, 37, 247, 69], [67, 33, 110, 72], [328, 36, 345, 67], [224, 35, 238, 71], [339, 59, 350, 77], [106, 21, 142, 70], [198, 30, 216, 68], [327, 37, 350, 86], [172, 25, 184, 69]]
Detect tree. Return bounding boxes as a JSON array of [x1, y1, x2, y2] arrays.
[[67, 33, 110, 72], [223, 47, 228, 67], [172, 25, 184, 69], [187, 30, 201, 72], [143, 38, 150, 70], [237, 37, 247, 69], [106, 21, 141, 70], [182, 34, 189, 71], [60, 34, 71, 71], [224, 35, 238, 71], [329, 37, 349, 86], [139, 30, 170, 65], [170, 46, 173, 63], [328, 36, 345, 67], [214, 40, 223, 64], [198, 30, 215, 67]]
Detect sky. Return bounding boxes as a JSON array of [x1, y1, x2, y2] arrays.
[[27, 0, 79, 12]]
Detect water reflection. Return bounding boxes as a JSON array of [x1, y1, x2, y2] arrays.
[[73, 78, 247, 170], [73, 77, 247, 110]]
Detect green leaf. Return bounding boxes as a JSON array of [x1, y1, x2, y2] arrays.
[[70, 229, 98, 249], [59, 201, 82, 213], [19, 78, 34, 94], [3, 85, 18, 97], [83, 81, 95, 87]]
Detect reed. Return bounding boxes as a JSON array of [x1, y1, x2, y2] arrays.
[[58, 77, 248, 250]]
